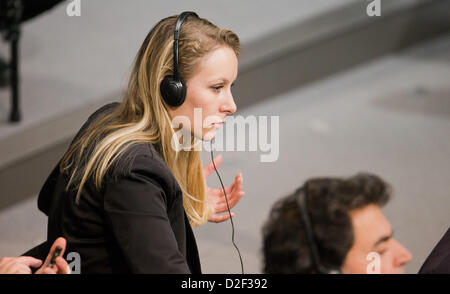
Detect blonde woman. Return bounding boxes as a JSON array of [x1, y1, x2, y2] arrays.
[[26, 12, 244, 273]]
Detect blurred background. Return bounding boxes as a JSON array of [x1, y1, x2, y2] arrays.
[[0, 0, 449, 274]]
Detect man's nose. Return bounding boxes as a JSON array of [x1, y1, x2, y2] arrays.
[[393, 239, 413, 267]]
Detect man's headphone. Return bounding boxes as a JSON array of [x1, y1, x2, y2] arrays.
[[295, 189, 341, 274], [160, 11, 199, 107]]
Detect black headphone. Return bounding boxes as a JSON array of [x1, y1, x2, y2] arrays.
[[160, 11, 199, 107], [295, 189, 341, 274]]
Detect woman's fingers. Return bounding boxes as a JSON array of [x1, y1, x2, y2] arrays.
[[214, 191, 245, 212], [207, 170, 244, 217], [218, 174, 244, 202], [203, 154, 223, 179], [220, 173, 242, 195], [212, 173, 244, 213], [209, 212, 235, 223]]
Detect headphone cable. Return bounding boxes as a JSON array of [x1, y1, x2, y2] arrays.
[[210, 140, 244, 274]]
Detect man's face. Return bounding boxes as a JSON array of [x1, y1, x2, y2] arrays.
[[340, 204, 412, 274]]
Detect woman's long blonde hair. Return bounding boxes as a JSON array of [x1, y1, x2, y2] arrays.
[[59, 14, 240, 227]]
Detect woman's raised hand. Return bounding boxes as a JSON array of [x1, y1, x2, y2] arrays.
[[203, 154, 245, 223]]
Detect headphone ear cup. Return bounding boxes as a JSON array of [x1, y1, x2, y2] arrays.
[[160, 75, 187, 107]]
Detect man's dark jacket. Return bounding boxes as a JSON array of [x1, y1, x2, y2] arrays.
[[419, 227, 450, 274], [24, 102, 202, 274]]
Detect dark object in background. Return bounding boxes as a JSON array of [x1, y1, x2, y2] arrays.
[[0, 0, 64, 30], [0, 0, 64, 123], [419, 227, 450, 274], [20, 0, 65, 22], [0, 57, 8, 87]]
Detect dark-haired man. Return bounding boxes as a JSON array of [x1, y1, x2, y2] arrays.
[[262, 173, 412, 274]]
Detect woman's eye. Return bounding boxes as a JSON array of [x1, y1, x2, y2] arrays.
[[212, 86, 223, 92]]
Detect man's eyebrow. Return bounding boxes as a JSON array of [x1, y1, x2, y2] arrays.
[[373, 230, 394, 248]]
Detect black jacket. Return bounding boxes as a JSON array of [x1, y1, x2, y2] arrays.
[[419, 227, 450, 274], [24, 102, 201, 274]]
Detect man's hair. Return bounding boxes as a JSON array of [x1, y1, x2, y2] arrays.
[[262, 172, 391, 273]]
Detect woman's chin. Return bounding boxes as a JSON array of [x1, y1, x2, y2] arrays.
[[201, 129, 217, 142]]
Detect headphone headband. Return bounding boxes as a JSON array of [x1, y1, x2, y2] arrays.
[[173, 11, 198, 79], [296, 190, 340, 274]]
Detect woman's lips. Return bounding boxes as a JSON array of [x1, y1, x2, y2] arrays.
[[212, 122, 224, 129]]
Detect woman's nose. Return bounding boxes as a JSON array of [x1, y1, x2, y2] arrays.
[[221, 92, 237, 114]]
